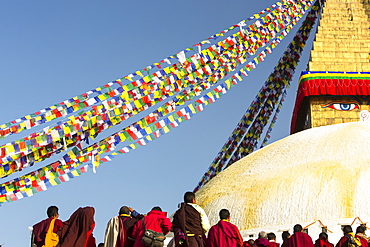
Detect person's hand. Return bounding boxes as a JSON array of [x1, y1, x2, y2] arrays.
[[128, 207, 134, 212]]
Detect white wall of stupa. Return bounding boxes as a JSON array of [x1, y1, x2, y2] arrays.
[[195, 121, 370, 244]]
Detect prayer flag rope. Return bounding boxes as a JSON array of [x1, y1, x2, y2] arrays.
[[194, 1, 320, 192]]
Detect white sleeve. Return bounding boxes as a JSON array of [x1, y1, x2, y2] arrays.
[[189, 204, 211, 233]]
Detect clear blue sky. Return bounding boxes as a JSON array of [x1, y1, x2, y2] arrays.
[[0, 1, 315, 246]]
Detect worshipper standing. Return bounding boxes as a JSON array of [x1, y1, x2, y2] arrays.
[[336, 225, 362, 247], [104, 206, 143, 247], [244, 239, 256, 247], [207, 209, 244, 247], [286, 224, 314, 247], [356, 225, 369, 247], [58, 206, 96, 247], [131, 206, 172, 247], [172, 191, 211, 247], [281, 231, 291, 247], [255, 232, 270, 247], [268, 233, 280, 247], [32, 205, 64, 247], [314, 232, 334, 247]]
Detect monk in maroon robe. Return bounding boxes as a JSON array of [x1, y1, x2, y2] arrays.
[[207, 209, 243, 247], [32, 205, 64, 247], [281, 231, 291, 247], [286, 224, 314, 247], [255, 232, 270, 247], [58, 206, 96, 247], [314, 232, 334, 247], [268, 232, 280, 247]]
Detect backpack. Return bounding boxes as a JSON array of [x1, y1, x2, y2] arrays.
[[141, 218, 166, 247]]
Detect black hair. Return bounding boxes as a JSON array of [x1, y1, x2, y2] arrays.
[[282, 231, 290, 241], [151, 206, 162, 212], [119, 206, 130, 215], [184, 191, 195, 203], [219, 209, 230, 220], [47, 205, 59, 218], [319, 232, 328, 239], [356, 225, 366, 234], [267, 232, 276, 240], [342, 225, 353, 234], [293, 224, 303, 233]]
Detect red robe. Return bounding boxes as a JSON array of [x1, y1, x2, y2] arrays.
[[286, 232, 314, 247], [207, 220, 243, 247], [269, 242, 281, 247], [244, 242, 256, 247], [58, 207, 96, 247], [255, 238, 270, 247], [32, 217, 63, 247], [355, 235, 369, 247], [314, 237, 334, 247]]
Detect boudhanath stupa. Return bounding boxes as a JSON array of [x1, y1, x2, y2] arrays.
[[196, 0, 370, 243]]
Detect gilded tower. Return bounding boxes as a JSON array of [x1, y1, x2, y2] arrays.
[[291, 0, 370, 133]]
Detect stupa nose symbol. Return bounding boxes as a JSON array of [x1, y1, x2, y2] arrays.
[[360, 110, 370, 121]]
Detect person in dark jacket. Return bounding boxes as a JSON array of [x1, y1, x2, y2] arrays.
[[172, 191, 210, 247]]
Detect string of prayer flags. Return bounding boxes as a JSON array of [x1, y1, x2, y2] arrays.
[[0, 0, 318, 204], [0, 0, 310, 179], [194, 0, 320, 192]]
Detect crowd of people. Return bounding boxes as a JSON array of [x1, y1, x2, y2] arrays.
[[31, 191, 370, 247]]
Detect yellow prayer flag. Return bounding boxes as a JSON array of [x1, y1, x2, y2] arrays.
[[144, 127, 152, 134], [49, 179, 58, 186], [163, 126, 170, 133], [188, 104, 196, 114], [71, 170, 80, 177]]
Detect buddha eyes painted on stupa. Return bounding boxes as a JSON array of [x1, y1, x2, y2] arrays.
[[321, 102, 359, 111]]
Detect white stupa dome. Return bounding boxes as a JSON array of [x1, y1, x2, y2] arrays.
[[196, 121, 370, 232]]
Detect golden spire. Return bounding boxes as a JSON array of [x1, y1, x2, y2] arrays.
[[308, 0, 370, 72]]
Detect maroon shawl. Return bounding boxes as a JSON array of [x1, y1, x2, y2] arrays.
[[314, 237, 334, 247], [207, 220, 243, 247], [287, 232, 314, 247], [33, 217, 63, 247], [58, 207, 96, 247]]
